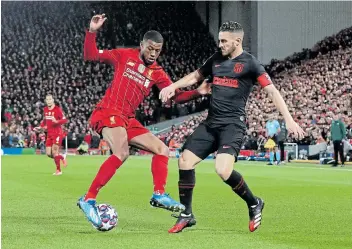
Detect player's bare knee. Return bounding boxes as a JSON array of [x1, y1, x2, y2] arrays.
[[215, 165, 232, 180], [155, 143, 169, 157], [113, 149, 129, 162], [178, 153, 195, 170]]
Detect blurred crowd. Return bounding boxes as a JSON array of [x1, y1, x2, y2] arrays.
[[158, 27, 352, 150], [1, 1, 351, 152], [1, 2, 214, 148]]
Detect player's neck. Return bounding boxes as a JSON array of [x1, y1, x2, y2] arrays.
[[228, 47, 244, 60], [139, 53, 153, 66], [48, 104, 55, 110]]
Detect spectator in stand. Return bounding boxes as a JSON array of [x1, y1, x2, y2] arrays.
[[84, 130, 92, 148], [99, 139, 109, 155], [330, 113, 346, 167], [77, 141, 89, 155]]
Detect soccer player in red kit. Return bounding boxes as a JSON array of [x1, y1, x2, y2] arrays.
[[34, 94, 68, 175], [77, 14, 211, 228]]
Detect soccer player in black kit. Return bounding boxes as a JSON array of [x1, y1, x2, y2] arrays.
[[160, 21, 305, 233]]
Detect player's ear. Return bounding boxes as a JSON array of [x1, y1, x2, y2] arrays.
[[140, 41, 144, 50], [235, 37, 241, 46]]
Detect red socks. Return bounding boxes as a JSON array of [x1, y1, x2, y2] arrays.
[[151, 155, 169, 194], [84, 154, 167, 201], [54, 155, 61, 171], [85, 155, 123, 201]]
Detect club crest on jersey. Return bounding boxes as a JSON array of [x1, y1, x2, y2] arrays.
[[234, 63, 244, 73], [110, 116, 116, 125], [138, 64, 146, 73], [147, 69, 153, 78]]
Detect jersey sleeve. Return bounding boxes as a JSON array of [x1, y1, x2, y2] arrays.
[[197, 52, 217, 78], [251, 59, 272, 88], [84, 30, 121, 64], [155, 70, 172, 90], [56, 108, 68, 125], [155, 70, 200, 103]]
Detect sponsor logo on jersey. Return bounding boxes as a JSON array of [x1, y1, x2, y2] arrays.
[[127, 61, 135, 67], [213, 76, 239, 88], [123, 67, 151, 88]]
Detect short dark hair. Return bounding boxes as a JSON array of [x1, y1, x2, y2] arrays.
[[143, 30, 163, 43], [219, 21, 243, 33], [46, 93, 53, 98]]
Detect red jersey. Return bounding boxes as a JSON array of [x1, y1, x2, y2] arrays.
[[40, 105, 67, 136], [84, 31, 199, 117], [84, 134, 92, 145]]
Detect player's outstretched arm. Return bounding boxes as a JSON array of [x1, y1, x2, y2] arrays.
[[172, 80, 211, 104], [159, 70, 204, 103], [84, 14, 117, 64], [34, 120, 46, 133], [263, 84, 305, 139]]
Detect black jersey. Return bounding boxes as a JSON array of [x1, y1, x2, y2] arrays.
[[198, 51, 272, 127]]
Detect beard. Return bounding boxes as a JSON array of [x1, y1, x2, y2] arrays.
[[222, 43, 237, 57]]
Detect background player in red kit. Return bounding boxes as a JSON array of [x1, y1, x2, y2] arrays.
[[77, 14, 211, 228], [34, 94, 68, 175]]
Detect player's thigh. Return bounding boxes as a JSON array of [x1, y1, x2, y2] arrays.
[[129, 131, 169, 156], [102, 127, 129, 161], [179, 123, 217, 169], [217, 123, 246, 162], [51, 135, 64, 156], [45, 146, 53, 158], [51, 144, 60, 156]]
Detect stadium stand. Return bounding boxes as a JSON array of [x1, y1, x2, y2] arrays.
[[1, 2, 351, 153]]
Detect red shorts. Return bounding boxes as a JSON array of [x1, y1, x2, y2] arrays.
[[89, 108, 149, 141], [46, 134, 65, 147]]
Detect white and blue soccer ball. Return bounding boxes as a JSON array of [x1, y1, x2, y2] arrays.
[[95, 204, 118, 232]]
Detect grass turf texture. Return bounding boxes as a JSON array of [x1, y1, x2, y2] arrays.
[[2, 155, 352, 249]]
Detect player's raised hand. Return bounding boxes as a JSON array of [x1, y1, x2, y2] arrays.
[[159, 85, 176, 103], [197, 80, 212, 95], [286, 119, 305, 140], [52, 117, 58, 123], [89, 14, 107, 33]]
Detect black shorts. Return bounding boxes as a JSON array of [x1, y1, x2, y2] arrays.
[[270, 135, 279, 145], [182, 122, 246, 160]]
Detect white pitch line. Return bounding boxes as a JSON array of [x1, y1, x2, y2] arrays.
[[276, 165, 352, 172], [130, 156, 352, 172]]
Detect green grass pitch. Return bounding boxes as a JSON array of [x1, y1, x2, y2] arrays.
[[2, 155, 352, 249]]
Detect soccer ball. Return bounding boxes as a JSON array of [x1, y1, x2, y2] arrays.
[[95, 204, 118, 232]]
